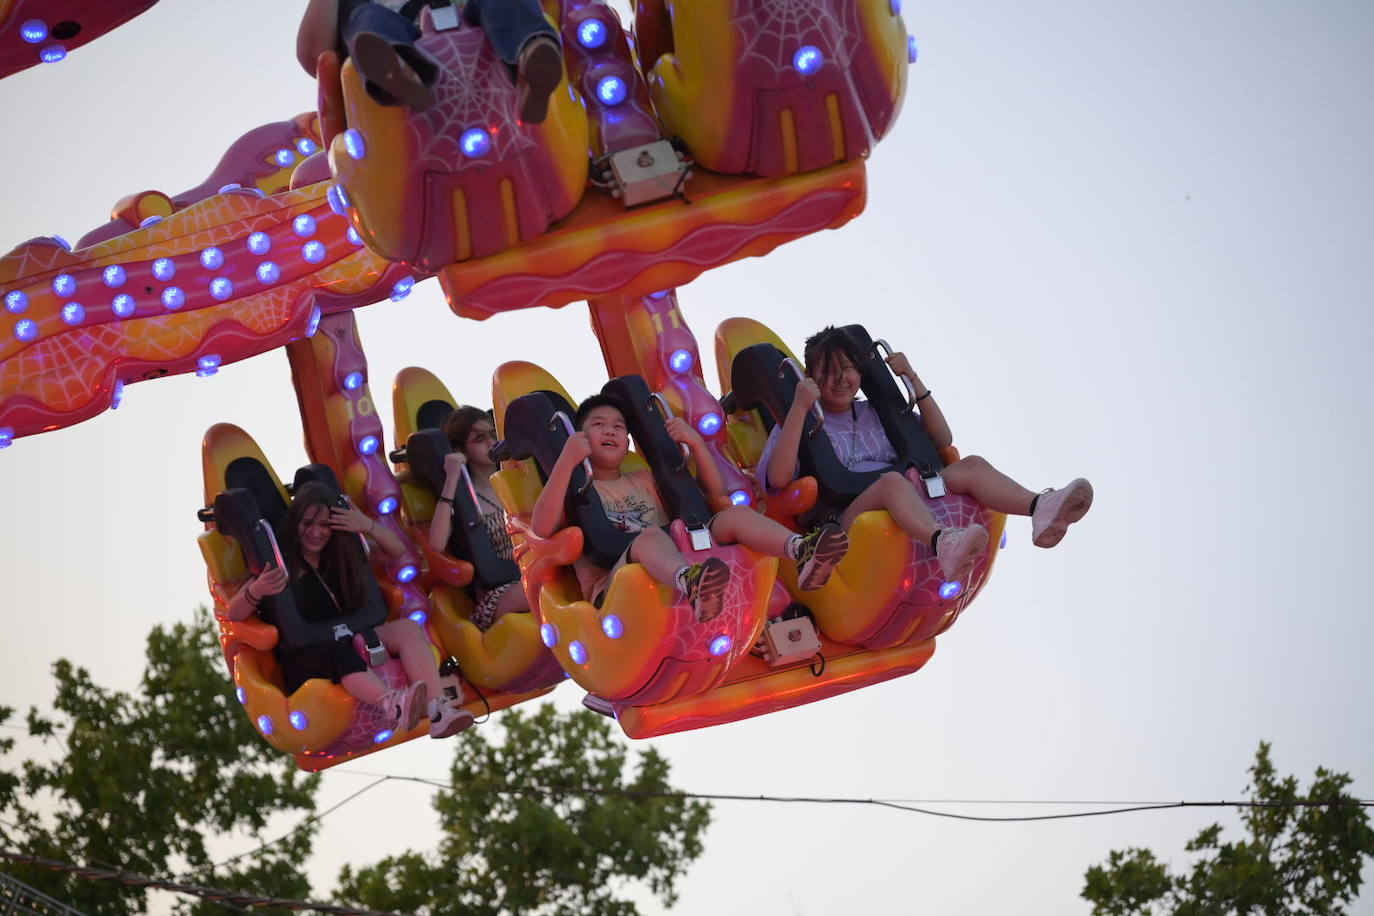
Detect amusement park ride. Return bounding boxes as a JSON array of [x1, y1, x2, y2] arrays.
[[0, 0, 1006, 771]]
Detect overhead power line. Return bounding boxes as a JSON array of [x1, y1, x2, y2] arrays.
[[0, 851, 411, 916]]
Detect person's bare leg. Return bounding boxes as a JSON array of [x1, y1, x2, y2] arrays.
[[377, 619, 441, 697], [709, 505, 792, 555], [339, 670, 391, 706], [942, 455, 1037, 516], [628, 526, 688, 587], [494, 583, 530, 618], [840, 471, 940, 543]]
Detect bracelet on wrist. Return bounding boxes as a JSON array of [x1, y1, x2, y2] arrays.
[[914, 389, 933, 403], [437, 495, 455, 506], [244, 582, 258, 604]]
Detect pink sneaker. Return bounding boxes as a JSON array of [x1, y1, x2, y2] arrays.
[[428, 698, 475, 739], [1031, 479, 1094, 548], [935, 524, 989, 581], [384, 680, 428, 732]]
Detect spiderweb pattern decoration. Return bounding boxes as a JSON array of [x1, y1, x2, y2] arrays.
[[730, 0, 864, 79], [407, 28, 538, 172]]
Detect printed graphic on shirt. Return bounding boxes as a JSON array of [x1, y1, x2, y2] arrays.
[[593, 470, 667, 534]]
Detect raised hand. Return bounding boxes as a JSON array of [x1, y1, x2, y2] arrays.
[[664, 416, 703, 450], [250, 565, 289, 598], [792, 377, 821, 413], [560, 430, 592, 465], [329, 504, 375, 533]]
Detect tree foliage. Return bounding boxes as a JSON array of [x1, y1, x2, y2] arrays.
[[1082, 742, 1374, 916], [0, 607, 319, 915], [336, 704, 712, 916]]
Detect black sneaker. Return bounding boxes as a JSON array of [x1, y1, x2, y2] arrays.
[[796, 522, 848, 590], [680, 557, 730, 622]]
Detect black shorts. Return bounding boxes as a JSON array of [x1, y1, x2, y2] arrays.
[[276, 641, 368, 696]]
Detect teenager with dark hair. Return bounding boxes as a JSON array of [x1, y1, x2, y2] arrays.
[[759, 326, 1093, 582], [227, 480, 473, 738]]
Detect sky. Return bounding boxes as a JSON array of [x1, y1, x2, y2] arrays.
[[2, 0, 1372, 913]]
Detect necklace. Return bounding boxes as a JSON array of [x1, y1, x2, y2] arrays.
[[308, 562, 342, 614]]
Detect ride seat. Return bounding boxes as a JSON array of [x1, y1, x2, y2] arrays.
[[727, 324, 944, 516]]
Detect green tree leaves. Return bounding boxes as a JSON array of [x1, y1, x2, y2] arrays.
[[1082, 743, 1374, 916]]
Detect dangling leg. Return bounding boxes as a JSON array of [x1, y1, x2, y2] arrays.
[[345, 3, 436, 110], [943, 456, 1092, 547], [709, 506, 848, 590], [465, 0, 563, 122], [841, 471, 988, 581]]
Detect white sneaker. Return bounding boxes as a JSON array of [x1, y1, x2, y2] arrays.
[[428, 697, 475, 739], [935, 524, 989, 581], [384, 680, 428, 732], [1031, 478, 1094, 548]]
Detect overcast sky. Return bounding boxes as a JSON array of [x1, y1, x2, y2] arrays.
[[2, 1, 1372, 913]]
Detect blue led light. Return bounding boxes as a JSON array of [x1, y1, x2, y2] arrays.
[[596, 76, 627, 106], [696, 412, 722, 436], [256, 261, 280, 284], [103, 265, 126, 288], [376, 495, 398, 515], [729, 489, 751, 506], [648, 289, 669, 300], [540, 623, 559, 647], [408, 610, 427, 625], [358, 435, 380, 456], [343, 128, 367, 160], [343, 371, 363, 391], [289, 710, 309, 730], [248, 231, 272, 255], [908, 34, 918, 63], [373, 729, 393, 744], [0, 427, 13, 449], [14, 319, 38, 342], [460, 127, 491, 158], [274, 148, 296, 167], [793, 45, 824, 75], [152, 258, 176, 281], [396, 564, 418, 583], [40, 45, 66, 63], [111, 380, 124, 409], [327, 184, 348, 217], [51, 235, 71, 251], [302, 241, 326, 263], [568, 640, 588, 665], [5, 291, 28, 314], [999, 530, 1008, 549], [669, 348, 696, 373], [577, 18, 608, 49], [709, 634, 733, 656], [347, 227, 364, 247], [601, 614, 624, 639], [390, 276, 415, 302], [139, 215, 162, 228], [235, 686, 247, 704], [293, 214, 317, 238], [199, 247, 224, 270], [111, 294, 135, 317], [218, 183, 242, 193], [209, 277, 234, 301], [256, 714, 275, 735], [20, 20, 47, 43], [161, 287, 185, 310], [61, 303, 85, 326], [938, 580, 963, 600], [196, 354, 221, 378], [296, 137, 319, 156], [306, 305, 322, 337], [52, 274, 76, 296], [890, 0, 902, 12]]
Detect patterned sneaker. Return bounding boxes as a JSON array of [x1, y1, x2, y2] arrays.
[[680, 557, 730, 622], [428, 698, 475, 739], [351, 32, 436, 112], [934, 524, 990, 582], [384, 680, 428, 732], [1031, 478, 1094, 548], [516, 36, 563, 124], [795, 522, 849, 591]]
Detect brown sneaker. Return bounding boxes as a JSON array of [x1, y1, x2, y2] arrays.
[[680, 557, 730, 622], [351, 32, 436, 112], [515, 36, 563, 124], [795, 522, 849, 591]]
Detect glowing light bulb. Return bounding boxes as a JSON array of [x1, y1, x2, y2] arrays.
[[111, 379, 125, 409], [20, 20, 47, 43], [577, 19, 608, 49], [696, 412, 722, 436], [196, 354, 221, 378], [256, 262, 280, 284], [541, 623, 559, 647], [235, 686, 247, 704], [257, 714, 275, 735], [390, 276, 415, 302], [139, 215, 163, 228], [908, 34, 918, 63], [729, 489, 751, 506], [709, 634, 732, 656], [347, 227, 364, 247], [152, 258, 176, 281], [358, 435, 379, 456], [274, 148, 296, 167], [596, 76, 627, 106], [14, 319, 38, 342], [938, 580, 963, 600], [52, 274, 76, 296], [40, 45, 66, 63], [209, 277, 234, 301], [302, 241, 326, 263], [248, 231, 272, 255], [161, 287, 185, 310], [396, 564, 418, 583], [376, 496, 398, 515], [601, 615, 624, 639], [305, 305, 322, 337], [568, 640, 588, 665], [111, 294, 135, 317], [200, 247, 224, 270], [289, 710, 309, 730], [343, 371, 363, 391], [669, 349, 694, 373], [293, 214, 317, 238], [103, 265, 126, 288], [343, 129, 367, 160], [296, 137, 319, 156], [0, 427, 13, 449], [793, 45, 824, 75], [61, 303, 85, 325], [460, 128, 491, 158], [372, 729, 393, 744], [408, 610, 427, 625], [5, 291, 28, 314]]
